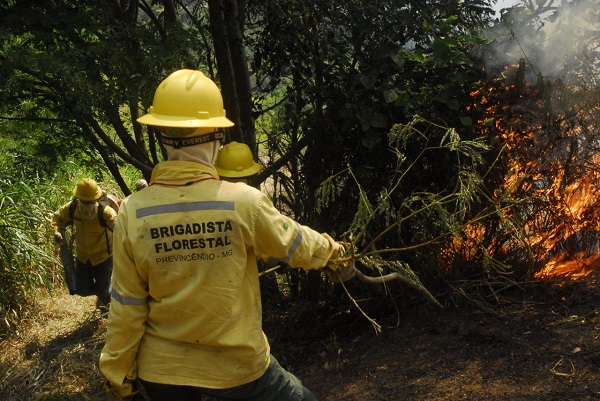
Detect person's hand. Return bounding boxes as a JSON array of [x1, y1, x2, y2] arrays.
[[324, 241, 356, 283], [104, 380, 146, 401], [325, 260, 356, 283], [53, 231, 63, 244]]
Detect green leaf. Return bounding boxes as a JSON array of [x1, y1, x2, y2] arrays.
[[360, 74, 378, 89], [440, 15, 459, 34], [390, 50, 407, 68], [383, 89, 399, 103], [446, 99, 460, 110], [370, 112, 388, 128], [411, 50, 426, 62], [460, 116, 473, 126], [441, 37, 458, 47]]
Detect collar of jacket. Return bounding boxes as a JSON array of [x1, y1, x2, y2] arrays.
[[150, 160, 219, 186]]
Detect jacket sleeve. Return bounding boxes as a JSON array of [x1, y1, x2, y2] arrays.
[[102, 204, 118, 230], [52, 202, 72, 231], [99, 204, 148, 398], [252, 192, 343, 270]]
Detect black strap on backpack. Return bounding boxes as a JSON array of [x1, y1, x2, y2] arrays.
[[68, 198, 113, 254]]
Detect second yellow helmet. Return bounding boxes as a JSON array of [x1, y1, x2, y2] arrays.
[[215, 142, 261, 178]]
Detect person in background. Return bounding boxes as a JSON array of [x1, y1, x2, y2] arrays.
[[215, 141, 291, 295], [214, 141, 260, 183], [100, 69, 351, 401], [53, 178, 117, 310], [135, 179, 148, 191]]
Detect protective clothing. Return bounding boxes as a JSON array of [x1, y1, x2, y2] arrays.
[[215, 141, 261, 178], [137, 69, 234, 129], [163, 137, 221, 168], [53, 201, 117, 265], [73, 178, 103, 201], [100, 161, 344, 397]]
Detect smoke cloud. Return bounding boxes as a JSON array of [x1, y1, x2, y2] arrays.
[[485, 1, 600, 85]]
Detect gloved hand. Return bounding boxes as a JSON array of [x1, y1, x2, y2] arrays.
[[325, 242, 356, 283], [325, 260, 356, 283], [104, 380, 146, 401], [107, 393, 146, 401], [53, 231, 63, 244]]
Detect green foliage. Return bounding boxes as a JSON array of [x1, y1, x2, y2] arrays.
[[0, 105, 101, 179], [0, 0, 189, 191], [246, 1, 501, 301], [249, 1, 496, 240], [316, 115, 496, 289], [0, 176, 60, 337]]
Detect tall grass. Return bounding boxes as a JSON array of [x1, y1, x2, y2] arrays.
[[0, 176, 60, 336], [0, 158, 141, 338]]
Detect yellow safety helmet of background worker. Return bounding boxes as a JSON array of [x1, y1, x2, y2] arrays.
[[73, 178, 103, 201], [215, 141, 261, 178], [137, 69, 233, 147]]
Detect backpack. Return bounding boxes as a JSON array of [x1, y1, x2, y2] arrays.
[[68, 191, 121, 253]]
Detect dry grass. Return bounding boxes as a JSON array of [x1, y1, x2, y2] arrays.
[[0, 289, 107, 401]]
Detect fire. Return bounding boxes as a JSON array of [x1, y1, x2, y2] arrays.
[[450, 64, 600, 280]]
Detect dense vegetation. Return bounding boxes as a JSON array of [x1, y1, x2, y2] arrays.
[[1, 0, 600, 337]]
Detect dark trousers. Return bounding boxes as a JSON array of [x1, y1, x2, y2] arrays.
[[75, 256, 112, 305], [139, 355, 317, 401]]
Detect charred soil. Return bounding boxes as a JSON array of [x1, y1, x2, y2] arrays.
[[1, 279, 599, 401], [268, 279, 600, 401]]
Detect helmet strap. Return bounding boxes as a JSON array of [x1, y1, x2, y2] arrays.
[[159, 130, 225, 149]]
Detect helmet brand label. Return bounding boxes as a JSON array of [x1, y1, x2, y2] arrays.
[[160, 131, 225, 148]]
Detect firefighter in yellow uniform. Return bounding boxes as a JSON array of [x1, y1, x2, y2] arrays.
[[100, 69, 349, 401], [53, 178, 117, 309]]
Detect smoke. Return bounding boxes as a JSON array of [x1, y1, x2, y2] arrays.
[[485, 1, 600, 85]]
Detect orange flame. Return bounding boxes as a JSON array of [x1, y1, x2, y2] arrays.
[[453, 64, 600, 280]]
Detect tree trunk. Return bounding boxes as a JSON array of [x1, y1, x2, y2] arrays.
[[223, 0, 256, 153], [207, 0, 243, 143]]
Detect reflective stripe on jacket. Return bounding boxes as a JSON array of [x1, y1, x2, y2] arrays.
[[53, 202, 116, 265], [100, 160, 342, 395]]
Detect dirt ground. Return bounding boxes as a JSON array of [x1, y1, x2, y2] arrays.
[[0, 277, 599, 401]]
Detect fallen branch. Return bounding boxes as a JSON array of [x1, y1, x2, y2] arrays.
[[259, 260, 444, 309], [352, 267, 444, 309]]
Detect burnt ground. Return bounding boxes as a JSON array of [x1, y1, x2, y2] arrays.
[[268, 278, 600, 401], [1, 277, 599, 401]]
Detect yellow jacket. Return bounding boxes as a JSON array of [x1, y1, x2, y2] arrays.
[[53, 200, 117, 265], [100, 160, 342, 397]]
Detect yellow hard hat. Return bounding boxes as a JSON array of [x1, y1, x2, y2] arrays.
[[73, 178, 103, 201], [215, 141, 261, 178], [137, 69, 234, 130]]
